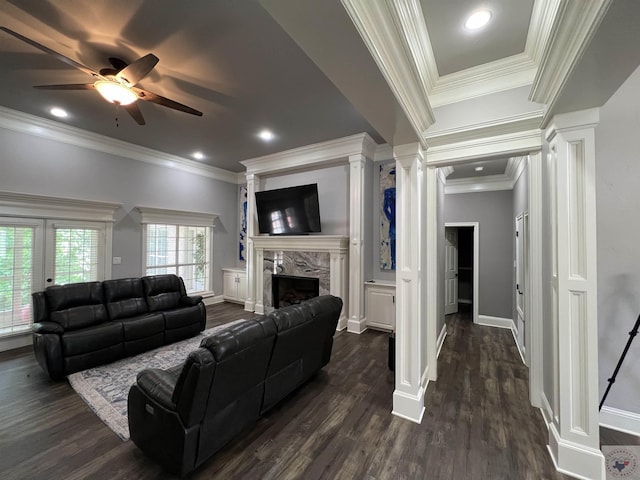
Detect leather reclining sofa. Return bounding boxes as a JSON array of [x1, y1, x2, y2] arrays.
[[127, 294, 343, 477], [32, 274, 206, 380]]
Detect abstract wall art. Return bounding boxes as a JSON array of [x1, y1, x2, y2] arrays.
[[379, 163, 396, 270], [239, 185, 247, 261]]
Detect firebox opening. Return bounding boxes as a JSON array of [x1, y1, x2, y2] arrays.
[[272, 274, 320, 309]]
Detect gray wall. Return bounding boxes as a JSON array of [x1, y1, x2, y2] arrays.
[[0, 127, 238, 295], [595, 63, 640, 413], [444, 189, 514, 319]]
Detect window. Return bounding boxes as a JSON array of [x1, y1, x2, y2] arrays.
[[0, 222, 40, 335], [52, 226, 102, 284], [138, 207, 217, 296], [145, 224, 210, 293]]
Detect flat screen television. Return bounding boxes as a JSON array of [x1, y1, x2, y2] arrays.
[[255, 184, 321, 235]]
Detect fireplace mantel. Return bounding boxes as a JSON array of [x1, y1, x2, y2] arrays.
[[250, 235, 349, 330], [251, 235, 349, 252]]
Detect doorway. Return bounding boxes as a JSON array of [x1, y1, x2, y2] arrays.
[[444, 222, 479, 324]]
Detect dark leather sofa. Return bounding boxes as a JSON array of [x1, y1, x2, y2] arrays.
[[32, 274, 206, 380], [128, 294, 343, 477]]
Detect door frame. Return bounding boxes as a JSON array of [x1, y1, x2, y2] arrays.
[[444, 222, 479, 324]]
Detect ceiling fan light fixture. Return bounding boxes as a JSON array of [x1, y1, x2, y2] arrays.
[[50, 107, 68, 118], [94, 80, 138, 105], [465, 9, 492, 30]]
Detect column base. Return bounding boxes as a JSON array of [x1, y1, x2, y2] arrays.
[[392, 387, 425, 424], [347, 316, 367, 334], [548, 423, 605, 480]]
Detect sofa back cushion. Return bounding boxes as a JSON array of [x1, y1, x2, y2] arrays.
[[45, 282, 108, 331], [142, 274, 184, 312], [191, 317, 277, 460], [103, 278, 148, 320], [262, 295, 342, 411]]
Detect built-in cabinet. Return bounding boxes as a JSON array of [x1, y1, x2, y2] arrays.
[[222, 268, 247, 304], [364, 281, 395, 331]]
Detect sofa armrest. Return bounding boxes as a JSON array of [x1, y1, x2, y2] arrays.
[[180, 295, 203, 307], [32, 321, 64, 335], [136, 368, 180, 411]]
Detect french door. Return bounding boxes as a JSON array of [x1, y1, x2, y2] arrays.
[[0, 217, 107, 336]]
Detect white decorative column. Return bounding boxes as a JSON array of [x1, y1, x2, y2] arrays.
[[392, 143, 427, 423], [244, 173, 259, 312], [545, 108, 604, 480], [347, 154, 367, 333]]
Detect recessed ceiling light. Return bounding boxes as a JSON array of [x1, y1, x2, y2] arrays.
[[465, 9, 492, 30], [50, 107, 68, 118], [193, 151, 204, 160], [475, 166, 484, 172], [258, 129, 275, 142]]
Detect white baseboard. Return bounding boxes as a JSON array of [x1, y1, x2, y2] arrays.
[[540, 391, 554, 427], [437, 323, 447, 358], [336, 315, 348, 331], [347, 316, 368, 334], [203, 294, 224, 306], [600, 406, 640, 438], [477, 314, 514, 330], [510, 326, 526, 364]]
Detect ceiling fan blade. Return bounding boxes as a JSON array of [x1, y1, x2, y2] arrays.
[[116, 54, 158, 86], [34, 83, 95, 90], [0, 27, 100, 79], [124, 103, 146, 125], [132, 87, 203, 116]]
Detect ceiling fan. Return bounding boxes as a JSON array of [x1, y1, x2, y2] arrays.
[[0, 26, 203, 125]]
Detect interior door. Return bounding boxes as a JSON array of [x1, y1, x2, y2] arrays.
[[444, 227, 459, 315]]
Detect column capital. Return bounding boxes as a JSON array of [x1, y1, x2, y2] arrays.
[[545, 107, 600, 142], [393, 142, 425, 167]]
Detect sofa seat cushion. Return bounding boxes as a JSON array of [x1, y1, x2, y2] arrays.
[[103, 278, 149, 320], [164, 305, 202, 330], [61, 321, 123, 356], [121, 313, 165, 341]]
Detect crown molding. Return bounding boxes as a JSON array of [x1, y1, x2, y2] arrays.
[[241, 132, 377, 176], [341, 0, 434, 138], [429, 54, 538, 108], [445, 174, 514, 194], [425, 110, 544, 148], [529, 0, 613, 109], [525, 0, 563, 65], [443, 155, 527, 194], [391, 0, 438, 93], [0, 106, 239, 185], [437, 166, 454, 185]]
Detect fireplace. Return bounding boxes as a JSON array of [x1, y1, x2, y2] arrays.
[[272, 274, 320, 309]]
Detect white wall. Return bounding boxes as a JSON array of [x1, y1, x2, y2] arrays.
[[0, 127, 238, 295], [595, 63, 640, 415]]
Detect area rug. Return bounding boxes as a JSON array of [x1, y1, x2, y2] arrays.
[[67, 320, 244, 441]]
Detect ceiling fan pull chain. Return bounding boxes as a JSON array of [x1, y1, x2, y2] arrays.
[[115, 103, 120, 128]]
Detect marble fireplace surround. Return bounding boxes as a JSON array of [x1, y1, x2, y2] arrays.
[[251, 235, 348, 330]]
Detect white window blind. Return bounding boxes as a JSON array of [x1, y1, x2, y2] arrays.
[[53, 227, 100, 285], [0, 225, 35, 335], [145, 224, 210, 294]]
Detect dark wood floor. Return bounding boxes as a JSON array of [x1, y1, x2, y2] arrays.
[[0, 303, 634, 479]]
